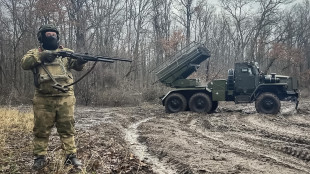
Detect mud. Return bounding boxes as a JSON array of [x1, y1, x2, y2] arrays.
[[12, 99, 310, 173], [73, 99, 310, 174]]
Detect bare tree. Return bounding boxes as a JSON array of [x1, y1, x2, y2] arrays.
[[250, 0, 292, 64], [125, 0, 151, 88], [220, 0, 254, 61], [174, 0, 195, 45], [67, 0, 88, 52], [151, 0, 172, 66], [0, 0, 308, 105]]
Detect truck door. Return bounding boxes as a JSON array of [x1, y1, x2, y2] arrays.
[[235, 64, 256, 95]]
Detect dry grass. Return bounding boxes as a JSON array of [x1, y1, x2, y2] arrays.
[[0, 107, 88, 173], [0, 107, 153, 173], [0, 107, 87, 173], [0, 107, 33, 148], [0, 107, 33, 173]]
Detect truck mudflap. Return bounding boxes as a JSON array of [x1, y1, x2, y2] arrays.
[[285, 95, 300, 110], [295, 99, 299, 110], [286, 90, 299, 109]]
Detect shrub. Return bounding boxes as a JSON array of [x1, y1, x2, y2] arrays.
[[96, 88, 141, 107], [142, 88, 160, 102]]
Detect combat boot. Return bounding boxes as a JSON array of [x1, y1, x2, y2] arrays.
[[64, 154, 82, 167], [32, 155, 46, 170]]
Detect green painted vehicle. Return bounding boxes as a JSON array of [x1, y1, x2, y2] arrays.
[[157, 43, 299, 114]]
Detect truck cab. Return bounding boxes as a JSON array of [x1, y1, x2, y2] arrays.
[[208, 62, 299, 114]]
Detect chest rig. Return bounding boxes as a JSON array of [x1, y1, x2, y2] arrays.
[[33, 57, 73, 93]]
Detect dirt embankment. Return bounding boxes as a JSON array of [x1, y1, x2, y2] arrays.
[[9, 99, 310, 173]]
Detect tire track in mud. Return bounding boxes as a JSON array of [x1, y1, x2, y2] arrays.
[[76, 106, 179, 174], [204, 106, 310, 159], [74, 103, 310, 173], [133, 102, 310, 173], [131, 111, 310, 174], [137, 115, 264, 174], [239, 115, 310, 163], [75, 108, 117, 130], [234, 116, 310, 146], [114, 106, 196, 174], [189, 116, 310, 173], [124, 117, 178, 174], [133, 117, 201, 174]]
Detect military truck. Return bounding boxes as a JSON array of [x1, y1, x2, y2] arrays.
[[156, 42, 299, 114]]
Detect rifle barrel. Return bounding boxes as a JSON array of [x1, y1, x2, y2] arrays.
[[95, 57, 114, 63], [56, 51, 131, 63], [97, 56, 132, 62]]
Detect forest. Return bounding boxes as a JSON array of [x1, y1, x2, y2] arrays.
[[0, 0, 309, 105]]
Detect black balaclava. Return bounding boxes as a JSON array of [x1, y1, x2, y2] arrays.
[[41, 33, 59, 50]]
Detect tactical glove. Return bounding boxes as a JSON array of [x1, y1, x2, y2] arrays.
[[77, 57, 88, 65], [39, 50, 57, 63]]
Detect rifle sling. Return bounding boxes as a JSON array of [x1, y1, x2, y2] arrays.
[[64, 61, 98, 88], [40, 61, 98, 93]]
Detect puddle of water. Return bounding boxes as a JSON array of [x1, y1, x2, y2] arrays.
[[124, 118, 177, 174]]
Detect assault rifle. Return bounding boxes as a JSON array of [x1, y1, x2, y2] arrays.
[[55, 51, 132, 63], [42, 51, 132, 93]]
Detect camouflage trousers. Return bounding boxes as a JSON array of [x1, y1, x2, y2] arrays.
[[32, 95, 77, 156]]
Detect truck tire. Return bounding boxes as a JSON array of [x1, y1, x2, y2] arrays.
[[255, 92, 281, 114], [189, 93, 212, 113], [165, 93, 187, 113], [209, 101, 219, 113]]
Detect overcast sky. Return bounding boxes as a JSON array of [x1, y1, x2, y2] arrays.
[[204, 0, 304, 13], [206, 0, 304, 7]]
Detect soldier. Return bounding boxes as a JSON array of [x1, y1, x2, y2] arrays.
[[21, 24, 88, 170]]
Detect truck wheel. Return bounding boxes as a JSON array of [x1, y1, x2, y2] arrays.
[[189, 93, 212, 113], [255, 92, 281, 114], [165, 93, 187, 113], [209, 101, 219, 113]]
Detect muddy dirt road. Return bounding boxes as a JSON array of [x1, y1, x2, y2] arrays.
[[71, 99, 310, 174]]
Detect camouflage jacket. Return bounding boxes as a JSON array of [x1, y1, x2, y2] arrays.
[[21, 47, 85, 96]]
